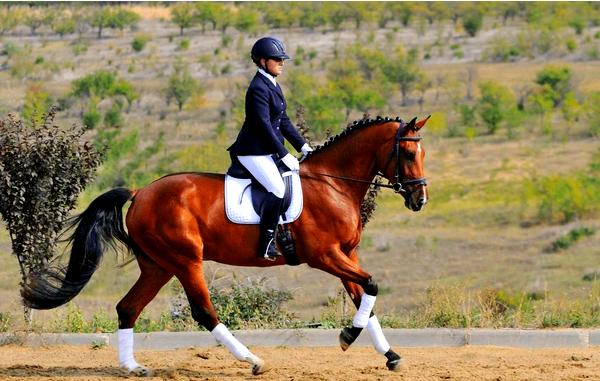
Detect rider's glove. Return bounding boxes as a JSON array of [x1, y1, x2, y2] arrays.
[[281, 153, 299, 171], [301, 143, 314, 156]]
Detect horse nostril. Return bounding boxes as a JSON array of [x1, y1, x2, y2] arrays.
[[418, 198, 426, 207]]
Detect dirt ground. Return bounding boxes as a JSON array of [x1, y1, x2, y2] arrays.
[[0, 344, 599, 381]]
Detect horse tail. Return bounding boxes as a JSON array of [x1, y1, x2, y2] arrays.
[[21, 188, 133, 310]]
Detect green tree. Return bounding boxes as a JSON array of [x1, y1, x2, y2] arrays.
[[382, 47, 422, 106], [171, 3, 196, 36], [535, 65, 572, 107], [90, 7, 112, 39], [166, 61, 199, 111], [477, 80, 515, 134], [109, 8, 140, 32], [528, 85, 555, 133], [561, 92, 581, 124], [51, 12, 76, 38], [234, 7, 261, 34], [196, 2, 223, 32]]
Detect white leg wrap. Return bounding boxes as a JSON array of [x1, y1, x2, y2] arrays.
[[367, 315, 391, 354], [353, 294, 376, 328], [211, 323, 251, 362], [118, 328, 140, 371]]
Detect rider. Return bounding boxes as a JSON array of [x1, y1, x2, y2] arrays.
[[227, 36, 313, 261]]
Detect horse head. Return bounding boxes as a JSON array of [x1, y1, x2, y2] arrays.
[[377, 116, 430, 212]]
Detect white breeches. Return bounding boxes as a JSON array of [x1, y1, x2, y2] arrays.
[[238, 155, 285, 198]]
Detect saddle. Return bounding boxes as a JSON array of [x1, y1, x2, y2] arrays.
[[224, 154, 303, 225]]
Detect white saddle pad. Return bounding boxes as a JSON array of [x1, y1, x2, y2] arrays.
[[224, 171, 303, 224]]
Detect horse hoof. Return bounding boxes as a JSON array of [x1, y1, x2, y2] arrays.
[[339, 326, 362, 352], [385, 350, 402, 372], [123, 365, 153, 377], [251, 358, 270, 375]]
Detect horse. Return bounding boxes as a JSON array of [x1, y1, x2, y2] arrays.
[[21, 115, 429, 376]]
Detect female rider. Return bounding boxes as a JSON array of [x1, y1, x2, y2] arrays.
[[227, 37, 313, 261]]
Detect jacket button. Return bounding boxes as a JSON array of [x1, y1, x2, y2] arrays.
[[281, 102, 284, 105]]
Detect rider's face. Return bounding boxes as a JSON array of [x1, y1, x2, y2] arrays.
[[261, 58, 284, 77]]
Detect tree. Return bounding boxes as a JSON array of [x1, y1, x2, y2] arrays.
[[382, 47, 422, 106], [51, 12, 76, 38], [584, 92, 600, 136], [0, 110, 103, 322], [166, 61, 199, 111], [90, 7, 113, 39], [170, 3, 196, 36], [234, 7, 261, 34], [477, 80, 515, 134], [535, 65, 573, 107], [196, 2, 223, 32]]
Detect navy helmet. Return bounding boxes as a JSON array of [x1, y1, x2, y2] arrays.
[[251, 37, 290, 63]]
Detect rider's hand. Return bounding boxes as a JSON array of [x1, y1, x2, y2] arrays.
[[301, 143, 313, 156], [282, 153, 299, 171]]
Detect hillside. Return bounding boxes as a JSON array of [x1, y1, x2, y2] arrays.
[[0, 3, 599, 326]]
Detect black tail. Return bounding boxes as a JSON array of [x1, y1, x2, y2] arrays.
[[21, 188, 133, 309]]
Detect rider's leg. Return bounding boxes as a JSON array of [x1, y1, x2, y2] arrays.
[[238, 155, 285, 260]]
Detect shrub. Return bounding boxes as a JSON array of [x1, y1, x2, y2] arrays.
[[565, 38, 578, 53], [0, 110, 103, 283], [548, 227, 596, 253], [178, 38, 190, 51], [82, 101, 101, 130], [584, 92, 600, 136], [104, 103, 123, 128], [131, 33, 150, 52], [462, 11, 483, 37], [535, 65, 572, 106], [170, 278, 296, 330]]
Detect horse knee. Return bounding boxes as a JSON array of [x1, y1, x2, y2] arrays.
[[362, 277, 378, 296]]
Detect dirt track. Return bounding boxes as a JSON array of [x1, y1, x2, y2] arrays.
[[0, 344, 599, 380]]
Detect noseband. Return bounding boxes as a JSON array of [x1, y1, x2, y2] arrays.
[[380, 122, 427, 195]]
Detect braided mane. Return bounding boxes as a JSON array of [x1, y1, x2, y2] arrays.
[[303, 115, 404, 159]]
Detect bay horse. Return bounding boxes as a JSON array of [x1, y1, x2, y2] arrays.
[[21, 115, 429, 376]]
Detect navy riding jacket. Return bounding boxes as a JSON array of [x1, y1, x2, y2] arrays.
[[228, 73, 306, 159]]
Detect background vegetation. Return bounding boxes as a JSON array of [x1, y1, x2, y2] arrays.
[[0, 2, 599, 331]]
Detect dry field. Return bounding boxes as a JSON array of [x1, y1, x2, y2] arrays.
[[1, 344, 599, 381]]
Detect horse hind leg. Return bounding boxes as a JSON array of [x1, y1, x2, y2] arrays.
[[177, 265, 269, 375], [116, 255, 173, 377]]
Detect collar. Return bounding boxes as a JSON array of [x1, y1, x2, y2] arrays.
[[257, 68, 277, 87]]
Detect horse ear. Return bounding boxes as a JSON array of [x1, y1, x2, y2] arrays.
[[406, 117, 417, 130], [414, 115, 431, 131]]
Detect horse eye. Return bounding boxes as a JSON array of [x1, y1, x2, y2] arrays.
[[404, 151, 416, 161]]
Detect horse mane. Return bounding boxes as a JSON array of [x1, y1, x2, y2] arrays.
[[303, 115, 404, 160]]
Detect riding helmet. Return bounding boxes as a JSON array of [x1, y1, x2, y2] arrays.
[[251, 37, 290, 63]]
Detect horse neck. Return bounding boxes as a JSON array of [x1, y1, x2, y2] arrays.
[[303, 124, 393, 204]]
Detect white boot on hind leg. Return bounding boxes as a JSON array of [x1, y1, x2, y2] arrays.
[[211, 323, 269, 375], [118, 328, 153, 377]]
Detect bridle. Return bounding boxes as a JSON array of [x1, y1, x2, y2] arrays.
[[379, 122, 427, 196], [302, 122, 427, 196]]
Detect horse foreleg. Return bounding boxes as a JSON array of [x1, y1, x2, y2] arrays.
[[342, 279, 401, 371], [177, 266, 269, 376], [116, 256, 172, 376]]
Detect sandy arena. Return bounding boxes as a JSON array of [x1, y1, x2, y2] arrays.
[[0, 345, 598, 380]]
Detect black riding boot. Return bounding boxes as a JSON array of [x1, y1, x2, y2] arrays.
[[258, 193, 283, 261]]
